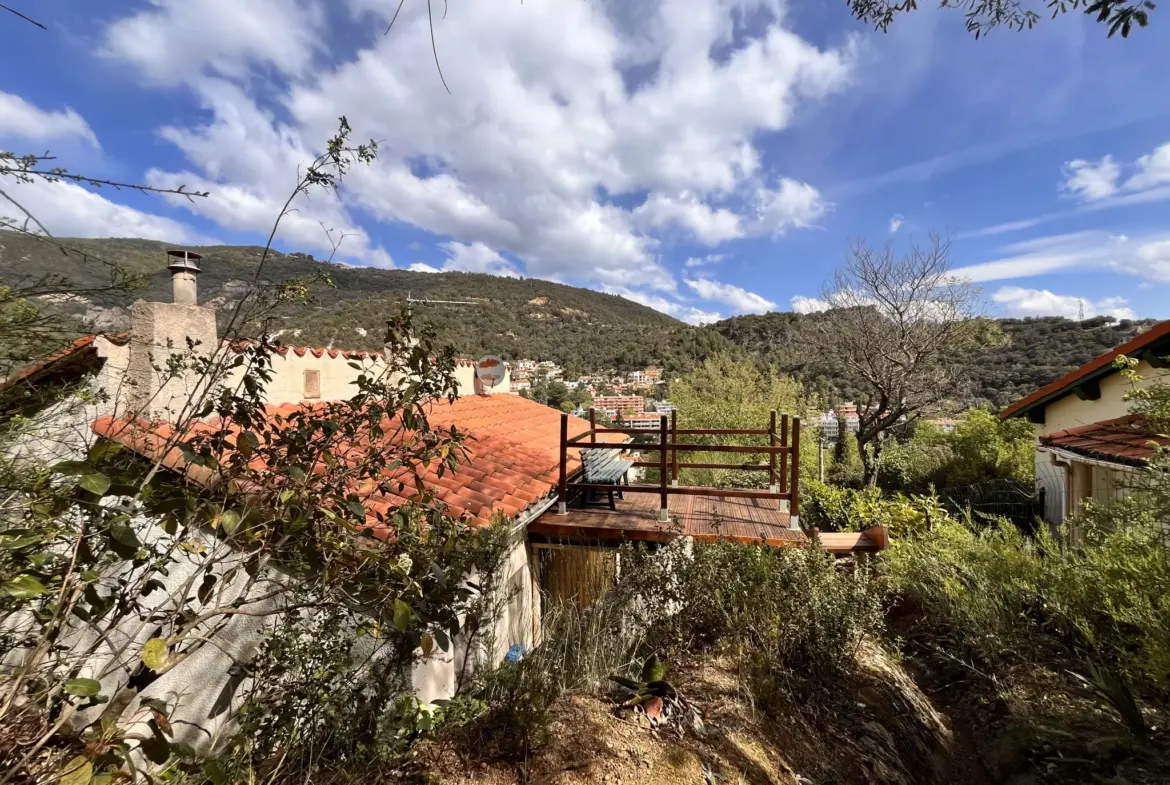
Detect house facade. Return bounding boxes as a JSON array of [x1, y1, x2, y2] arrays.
[[1000, 320, 1170, 525]]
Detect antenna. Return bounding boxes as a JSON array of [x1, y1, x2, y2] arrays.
[[406, 290, 478, 306], [1079, 298, 1085, 320]]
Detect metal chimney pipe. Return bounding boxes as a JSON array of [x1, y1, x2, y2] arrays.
[[166, 249, 202, 305]]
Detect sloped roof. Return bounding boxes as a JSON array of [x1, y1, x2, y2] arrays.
[[0, 334, 129, 393], [93, 394, 622, 534], [1000, 319, 1170, 420], [1039, 415, 1170, 467], [3, 333, 498, 395]]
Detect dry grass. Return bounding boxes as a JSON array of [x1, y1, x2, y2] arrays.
[[425, 645, 979, 785]]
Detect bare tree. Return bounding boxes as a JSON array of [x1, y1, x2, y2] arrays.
[[811, 236, 998, 486]]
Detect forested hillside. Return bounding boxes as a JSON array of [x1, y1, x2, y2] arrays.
[[711, 311, 1156, 408], [1, 235, 1152, 402], [0, 236, 728, 375]]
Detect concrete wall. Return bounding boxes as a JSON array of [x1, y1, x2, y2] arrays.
[[218, 351, 511, 406], [1036, 359, 1168, 436], [125, 300, 218, 421]]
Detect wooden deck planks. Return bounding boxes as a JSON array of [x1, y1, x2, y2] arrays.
[[530, 490, 806, 547]]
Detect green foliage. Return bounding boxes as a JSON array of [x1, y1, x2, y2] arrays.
[[878, 408, 1035, 491], [0, 306, 516, 782], [883, 506, 1170, 697], [802, 480, 948, 536], [827, 423, 863, 487], [668, 352, 820, 486], [712, 312, 1153, 409], [624, 540, 884, 683], [0, 233, 732, 375]]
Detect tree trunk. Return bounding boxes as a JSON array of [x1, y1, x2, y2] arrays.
[[860, 438, 881, 487]]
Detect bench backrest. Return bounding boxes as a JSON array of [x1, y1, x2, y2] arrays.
[[582, 447, 623, 481]]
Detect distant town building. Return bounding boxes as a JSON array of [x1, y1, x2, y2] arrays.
[[928, 417, 957, 433], [621, 412, 666, 430], [593, 395, 645, 415]]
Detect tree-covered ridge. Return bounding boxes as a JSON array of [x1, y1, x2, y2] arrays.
[[1, 235, 1153, 401], [0, 235, 730, 374], [711, 311, 1157, 408]]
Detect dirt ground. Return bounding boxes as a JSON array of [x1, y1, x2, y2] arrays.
[[424, 646, 994, 785]]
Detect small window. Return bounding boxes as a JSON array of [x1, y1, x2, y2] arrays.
[[304, 369, 321, 399]]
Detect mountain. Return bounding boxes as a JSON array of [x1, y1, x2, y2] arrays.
[[710, 311, 1158, 408], [2, 235, 1151, 403], [0, 235, 729, 376]]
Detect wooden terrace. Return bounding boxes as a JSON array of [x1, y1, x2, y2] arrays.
[[530, 408, 889, 554]]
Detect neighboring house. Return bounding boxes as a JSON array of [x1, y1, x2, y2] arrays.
[[2, 250, 887, 750], [1000, 319, 1170, 525]]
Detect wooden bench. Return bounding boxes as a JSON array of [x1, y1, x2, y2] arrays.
[[580, 447, 630, 510]]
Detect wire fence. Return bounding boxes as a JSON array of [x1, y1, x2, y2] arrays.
[[937, 478, 1045, 534]]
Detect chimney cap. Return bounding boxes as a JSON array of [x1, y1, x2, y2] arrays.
[[166, 249, 202, 274]]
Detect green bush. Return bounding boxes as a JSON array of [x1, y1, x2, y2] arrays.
[[624, 540, 884, 682], [877, 409, 1035, 492], [802, 480, 949, 536], [883, 511, 1170, 696]]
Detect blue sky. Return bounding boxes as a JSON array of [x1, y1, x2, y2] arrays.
[[2, 0, 1169, 324]]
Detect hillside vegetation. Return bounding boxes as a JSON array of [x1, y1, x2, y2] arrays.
[[0, 235, 728, 375], [1, 235, 1152, 402], [711, 311, 1156, 407]]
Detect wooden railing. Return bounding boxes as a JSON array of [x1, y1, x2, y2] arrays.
[[557, 407, 800, 524]]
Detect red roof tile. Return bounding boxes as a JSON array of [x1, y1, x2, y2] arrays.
[[93, 394, 623, 531], [1001, 319, 1170, 420], [1039, 415, 1170, 466]]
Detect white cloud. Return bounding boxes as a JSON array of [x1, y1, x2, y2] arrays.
[[790, 295, 828, 314], [992, 286, 1137, 321], [749, 179, 829, 235], [102, 0, 324, 83], [1126, 142, 1170, 192], [3, 179, 203, 241], [1122, 239, 1170, 283], [888, 214, 904, 234], [684, 253, 724, 268], [0, 92, 97, 145], [634, 192, 743, 245], [1061, 156, 1120, 201], [100, 0, 851, 288], [954, 229, 1170, 286], [684, 277, 775, 314], [438, 241, 521, 277], [409, 262, 441, 273], [952, 231, 1132, 283], [1059, 141, 1170, 206]]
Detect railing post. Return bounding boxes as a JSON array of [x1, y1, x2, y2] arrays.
[[768, 409, 778, 494], [558, 412, 569, 514], [658, 414, 669, 522], [670, 409, 679, 487], [790, 416, 801, 530], [780, 413, 789, 500], [589, 407, 596, 444]]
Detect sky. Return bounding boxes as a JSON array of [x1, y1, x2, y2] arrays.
[[2, 0, 1170, 325]]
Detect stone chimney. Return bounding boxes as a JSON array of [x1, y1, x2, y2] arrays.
[[167, 249, 202, 305], [125, 249, 218, 421]]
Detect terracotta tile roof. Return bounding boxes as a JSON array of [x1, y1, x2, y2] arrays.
[[93, 394, 623, 534], [1039, 415, 1170, 467], [0, 333, 130, 393], [1000, 319, 1170, 420]]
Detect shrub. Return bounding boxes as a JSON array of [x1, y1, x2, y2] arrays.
[[883, 511, 1170, 697], [802, 480, 949, 536], [625, 540, 884, 683]]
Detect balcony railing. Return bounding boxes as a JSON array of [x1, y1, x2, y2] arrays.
[[557, 407, 800, 524]]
